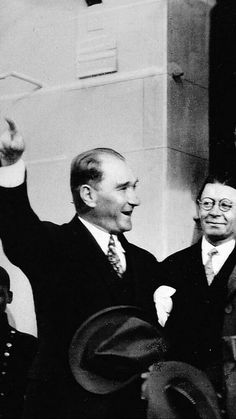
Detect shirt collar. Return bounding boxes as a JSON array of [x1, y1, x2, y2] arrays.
[[202, 235, 235, 258], [78, 216, 125, 254]]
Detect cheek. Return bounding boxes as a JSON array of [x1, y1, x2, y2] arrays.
[[98, 198, 119, 216], [230, 209, 236, 222], [199, 210, 207, 221], [226, 214, 236, 227], [103, 197, 122, 211]]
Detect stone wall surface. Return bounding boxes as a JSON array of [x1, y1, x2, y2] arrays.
[[0, 0, 213, 334]]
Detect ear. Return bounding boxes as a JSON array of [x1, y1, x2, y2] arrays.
[[6, 291, 13, 305], [196, 203, 201, 220], [79, 184, 97, 208]]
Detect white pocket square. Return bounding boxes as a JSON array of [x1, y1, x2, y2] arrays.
[[153, 286, 176, 327]]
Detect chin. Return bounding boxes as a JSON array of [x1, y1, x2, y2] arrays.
[[207, 234, 227, 243], [118, 225, 132, 234], [124, 222, 132, 232], [205, 227, 224, 237]]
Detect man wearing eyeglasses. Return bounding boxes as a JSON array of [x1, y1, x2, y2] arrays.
[[154, 173, 236, 403]]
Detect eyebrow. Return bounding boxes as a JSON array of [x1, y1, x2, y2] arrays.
[[116, 179, 139, 189], [201, 197, 233, 201]]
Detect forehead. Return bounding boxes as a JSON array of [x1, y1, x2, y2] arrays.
[[100, 155, 136, 182], [201, 183, 236, 201]]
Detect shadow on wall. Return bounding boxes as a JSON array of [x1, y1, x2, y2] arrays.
[[190, 165, 206, 245], [166, 8, 236, 250], [192, 0, 236, 246], [209, 0, 236, 174], [167, 155, 207, 246]]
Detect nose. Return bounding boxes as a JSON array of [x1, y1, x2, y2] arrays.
[[128, 188, 140, 207], [208, 202, 221, 216]]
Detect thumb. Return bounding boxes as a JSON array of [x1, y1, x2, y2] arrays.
[[5, 118, 17, 136]]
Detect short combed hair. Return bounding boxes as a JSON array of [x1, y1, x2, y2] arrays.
[[70, 148, 125, 212], [197, 171, 236, 202], [0, 267, 10, 290]]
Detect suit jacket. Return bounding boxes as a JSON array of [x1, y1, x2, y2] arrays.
[[0, 181, 160, 418], [160, 240, 236, 376]]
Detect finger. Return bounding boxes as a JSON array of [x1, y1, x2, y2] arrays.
[[5, 118, 17, 135], [148, 364, 154, 372]]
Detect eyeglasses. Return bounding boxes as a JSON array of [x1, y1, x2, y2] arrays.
[[198, 197, 234, 212]]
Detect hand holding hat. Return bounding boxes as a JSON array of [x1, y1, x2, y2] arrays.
[[144, 361, 221, 419], [69, 305, 168, 395]]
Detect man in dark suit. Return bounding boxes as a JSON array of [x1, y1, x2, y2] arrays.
[[154, 172, 236, 398], [0, 266, 37, 419], [0, 121, 160, 419]]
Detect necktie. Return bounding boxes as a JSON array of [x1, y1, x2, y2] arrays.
[[204, 248, 218, 285], [107, 235, 124, 278]]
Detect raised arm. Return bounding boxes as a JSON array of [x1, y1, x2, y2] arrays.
[[0, 120, 58, 282]]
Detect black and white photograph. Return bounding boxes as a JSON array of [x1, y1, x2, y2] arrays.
[[0, 1, 235, 418]]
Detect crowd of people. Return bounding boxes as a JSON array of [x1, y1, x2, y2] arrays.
[[0, 120, 235, 418]]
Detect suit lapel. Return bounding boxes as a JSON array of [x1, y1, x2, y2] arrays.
[[186, 241, 207, 287], [213, 245, 236, 285], [66, 217, 125, 303], [118, 234, 135, 276], [118, 234, 145, 294], [193, 239, 236, 290]]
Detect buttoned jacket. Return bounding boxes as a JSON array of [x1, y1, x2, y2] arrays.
[[0, 181, 160, 380], [0, 314, 37, 419], [160, 240, 236, 371]]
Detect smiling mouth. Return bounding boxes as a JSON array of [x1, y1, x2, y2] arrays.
[[122, 211, 132, 217], [206, 222, 225, 226]]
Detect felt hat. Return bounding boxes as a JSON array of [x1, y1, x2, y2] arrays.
[[145, 361, 221, 419], [69, 305, 168, 395]]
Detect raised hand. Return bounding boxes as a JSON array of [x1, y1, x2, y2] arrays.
[[0, 119, 25, 166]]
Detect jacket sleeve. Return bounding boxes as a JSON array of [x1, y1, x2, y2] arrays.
[[0, 180, 58, 280]]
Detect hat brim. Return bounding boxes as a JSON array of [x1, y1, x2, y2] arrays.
[[69, 305, 150, 394], [146, 361, 221, 419]]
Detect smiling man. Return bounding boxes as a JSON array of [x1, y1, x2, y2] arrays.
[[0, 121, 160, 419], [70, 148, 140, 234], [154, 172, 236, 407], [198, 182, 236, 244]]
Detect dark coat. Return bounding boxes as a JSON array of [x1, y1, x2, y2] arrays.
[[160, 240, 236, 390], [0, 314, 37, 419], [0, 182, 160, 419]]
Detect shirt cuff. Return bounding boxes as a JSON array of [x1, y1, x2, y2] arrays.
[[153, 285, 176, 327], [0, 159, 25, 187]]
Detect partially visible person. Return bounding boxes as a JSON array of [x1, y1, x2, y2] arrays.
[[0, 266, 37, 419], [0, 120, 160, 419], [154, 172, 236, 415]]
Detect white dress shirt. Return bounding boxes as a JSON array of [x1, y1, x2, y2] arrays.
[[154, 236, 235, 327], [202, 235, 235, 278], [79, 217, 126, 270]]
